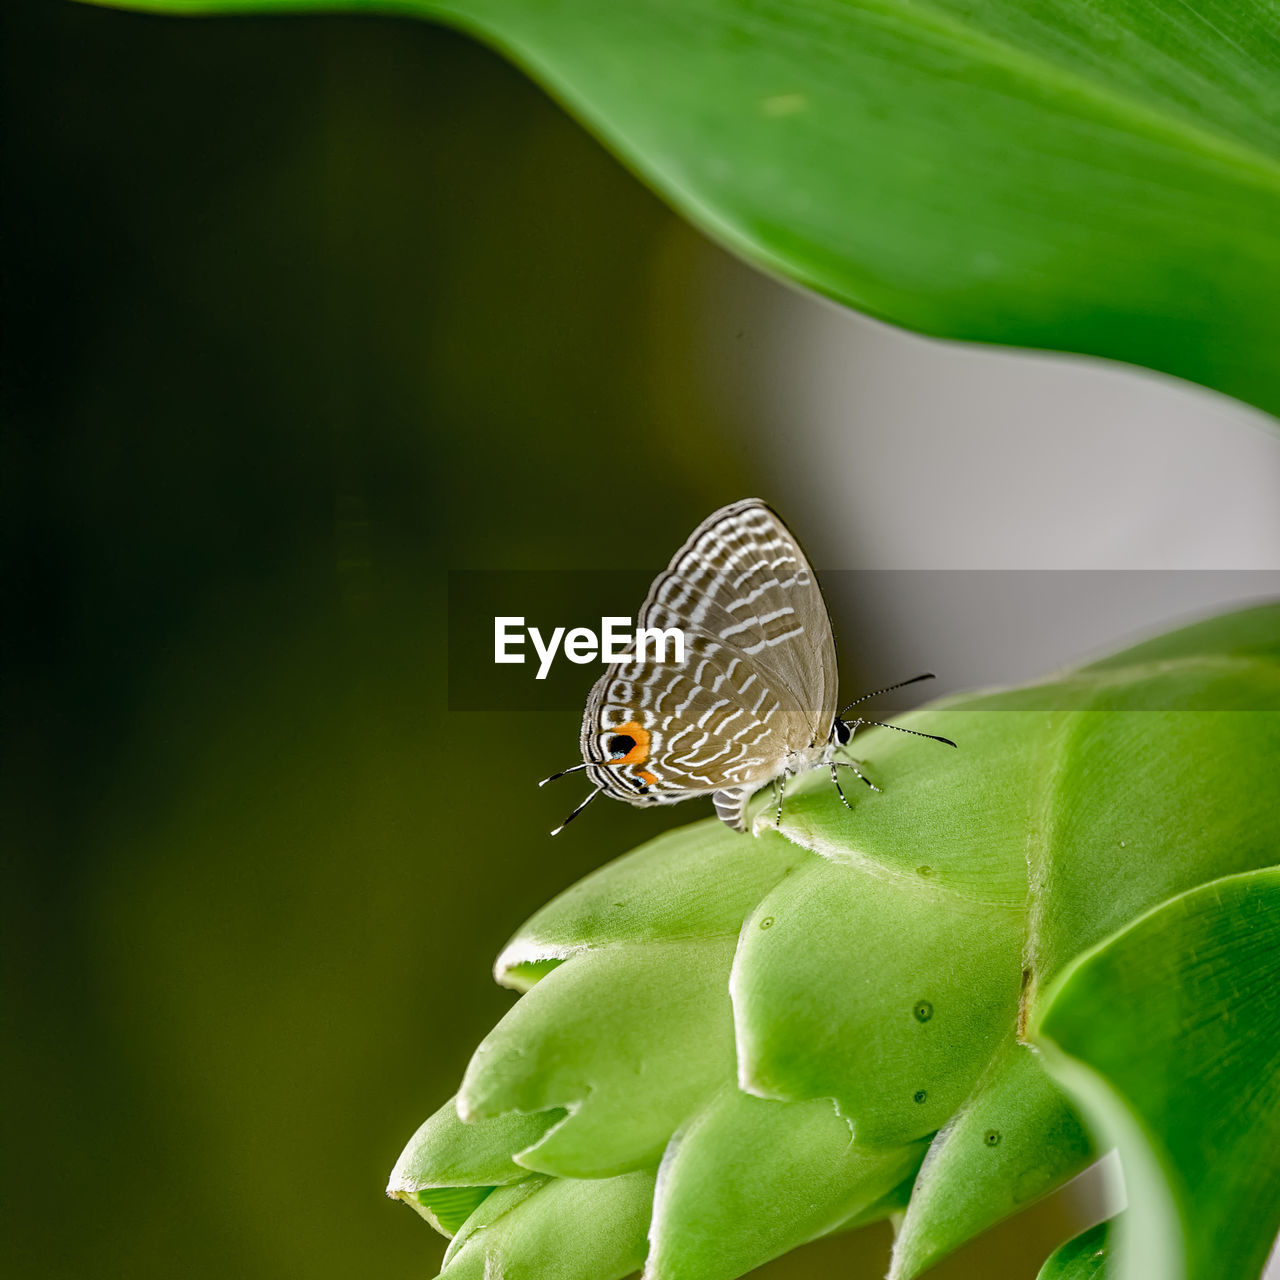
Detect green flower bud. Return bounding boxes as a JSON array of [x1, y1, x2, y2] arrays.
[[390, 603, 1280, 1280]]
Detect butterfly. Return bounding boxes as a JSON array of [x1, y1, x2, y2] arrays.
[[541, 498, 954, 834]]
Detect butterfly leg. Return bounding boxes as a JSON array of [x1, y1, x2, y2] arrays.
[[774, 773, 788, 827], [834, 760, 881, 793], [829, 762, 854, 810]]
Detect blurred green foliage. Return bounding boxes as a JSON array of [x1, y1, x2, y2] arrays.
[[2, 4, 742, 1276]]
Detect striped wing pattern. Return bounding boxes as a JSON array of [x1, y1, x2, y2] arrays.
[[580, 499, 838, 821]]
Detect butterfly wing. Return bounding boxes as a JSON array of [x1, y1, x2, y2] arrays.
[[581, 626, 804, 803], [646, 498, 838, 739], [580, 499, 839, 810]]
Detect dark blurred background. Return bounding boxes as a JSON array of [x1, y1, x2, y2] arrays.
[[11, 2, 1273, 1277]]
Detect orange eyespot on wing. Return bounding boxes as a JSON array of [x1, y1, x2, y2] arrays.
[[636, 770, 658, 787], [605, 722, 651, 766]]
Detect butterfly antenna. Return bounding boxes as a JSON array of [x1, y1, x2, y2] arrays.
[[538, 762, 589, 787], [551, 786, 603, 836], [848, 719, 957, 748], [838, 672, 935, 718]]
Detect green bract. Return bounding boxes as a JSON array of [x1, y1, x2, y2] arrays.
[[387, 603, 1280, 1280]]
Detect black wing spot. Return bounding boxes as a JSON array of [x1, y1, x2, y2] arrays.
[[607, 734, 636, 758]]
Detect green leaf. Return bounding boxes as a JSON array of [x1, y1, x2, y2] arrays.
[[78, 0, 1280, 415], [1023, 673, 1280, 1009], [1035, 867, 1280, 1280], [442, 1178, 548, 1267], [648, 1087, 925, 1280], [732, 856, 1025, 1145], [761, 705, 1036, 907], [389, 1095, 563, 1191], [460, 938, 738, 1177], [890, 1040, 1095, 1280], [387, 1095, 562, 1233], [494, 821, 810, 985], [1079, 601, 1280, 670], [834, 1172, 919, 1233], [406, 1185, 495, 1237], [437, 1170, 655, 1280], [501, 958, 564, 993], [1036, 1221, 1113, 1280]]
